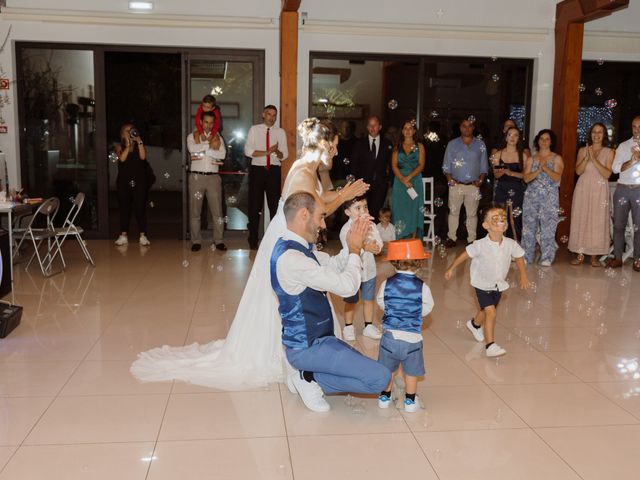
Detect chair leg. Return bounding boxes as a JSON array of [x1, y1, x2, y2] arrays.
[[76, 235, 95, 266]]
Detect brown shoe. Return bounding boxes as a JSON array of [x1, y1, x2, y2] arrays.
[[634, 259, 640, 272], [606, 258, 623, 268], [570, 253, 584, 266], [443, 238, 457, 248], [590, 256, 601, 268]]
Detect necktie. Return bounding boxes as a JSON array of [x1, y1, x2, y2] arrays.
[[266, 128, 271, 171], [371, 137, 377, 159]]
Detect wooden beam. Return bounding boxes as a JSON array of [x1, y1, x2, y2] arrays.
[[279, 3, 299, 185], [551, 0, 628, 240]]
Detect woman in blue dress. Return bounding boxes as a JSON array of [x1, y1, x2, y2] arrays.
[[492, 126, 529, 241], [521, 129, 564, 266], [391, 120, 425, 239]]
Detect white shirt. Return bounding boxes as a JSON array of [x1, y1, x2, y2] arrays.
[[376, 271, 434, 343], [339, 218, 382, 282], [466, 235, 524, 292], [368, 134, 380, 152], [376, 222, 396, 243], [612, 137, 640, 185], [275, 230, 362, 297], [244, 123, 289, 167], [187, 132, 226, 173]]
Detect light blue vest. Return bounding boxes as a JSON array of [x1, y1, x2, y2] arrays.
[[270, 238, 334, 349], [382, 273, 423, 334]]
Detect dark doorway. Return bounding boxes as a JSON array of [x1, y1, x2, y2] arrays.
[[105, 51, 182, 239]]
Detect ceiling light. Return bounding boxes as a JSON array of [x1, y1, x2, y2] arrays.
[[129, 1, 153, 11]]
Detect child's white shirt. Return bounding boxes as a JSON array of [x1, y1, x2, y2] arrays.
[[339, 218, 382, 282], [466, 236, 525, 291], [376, 270, 434, 343], [376, 222, 396, 243]]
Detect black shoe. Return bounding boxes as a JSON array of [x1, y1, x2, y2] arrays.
[[191, 243, 201, 252], [215, 243, 228, 251], [443, 238, 457, 248]]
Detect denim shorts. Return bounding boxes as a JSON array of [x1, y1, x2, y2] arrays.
[[377, 332, 425, 377], [475, 287, 502, 309], [344, 277, 376, 304]]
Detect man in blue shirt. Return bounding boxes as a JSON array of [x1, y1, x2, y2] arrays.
[[442, 118, 489, 247]]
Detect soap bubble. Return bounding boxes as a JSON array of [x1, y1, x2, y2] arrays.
[[182, 260, 189, 268], [194, 191, 203, 200], [149, 201, 154, 208], [596, 58, 605, 66], [429, 110, 439, 119], [395, 220, 406, 236], [560, 235, 569, 244], [512, 207, 522, 217], [163, 172, 170, 179], [579, 83, 586, 92], [452, 158, 465, 168], [491, 56, 498, 61], [618, 197, 628, 206], [210, 244, 216, 252], [315, 242, 323, 251], [346, 174, 356, 183], [227, 195, 237, 205], [434, 197, 444, 207], [557, 207, 565, 216], [433, 235, 441, 245], [387, 99, 398, 110], [343, 158, 350, 165], [129, 180, 136, 188], [109, 152, 118, 163], [473, 190, 482, 201], [605, 98, 618, 108], [491, 74, 500, 82], [508, 189, 515, 197], [217, 265, 224, 272], [467, 115, 476, 123], [595, 87, 603, 96]]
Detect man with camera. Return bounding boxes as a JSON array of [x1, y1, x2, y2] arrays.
[[187, 110, 227, 252]]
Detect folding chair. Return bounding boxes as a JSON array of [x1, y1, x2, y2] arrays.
[[422, 177, 436, 246], [52, 193, 95, 267], [13, 197, 65, 276]]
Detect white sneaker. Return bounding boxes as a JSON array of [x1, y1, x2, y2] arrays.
[[378, 394, 392, 409], [114, 234, 128, 246], [291, 372, 330, 412], [139, 234, 151, 246], [404, 395, 421, 413], [486, 343, 507, 357], [284, 361, 298, 395], [343, 324, 356, 341], [363, 324, 382, 340], [466, 319, 485, 342], [539, 260, 552, 267]]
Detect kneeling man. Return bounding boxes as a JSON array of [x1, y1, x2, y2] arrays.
[[271, 191, 391, 412]]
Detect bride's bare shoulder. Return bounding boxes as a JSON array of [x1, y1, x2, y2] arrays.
[[283, 163, 320, 198]]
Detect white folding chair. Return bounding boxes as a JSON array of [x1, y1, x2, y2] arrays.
[[52, 192, 95, 267], [422, 177, 436, 246], [13, 197, 65, 276]]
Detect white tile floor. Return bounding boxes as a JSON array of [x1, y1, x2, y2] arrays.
[[0, 238, 639, 479]]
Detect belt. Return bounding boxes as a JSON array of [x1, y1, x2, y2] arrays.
[[190, 171, 217, 176], [618, 183, 640, 189], [452, 181, 476, 186]]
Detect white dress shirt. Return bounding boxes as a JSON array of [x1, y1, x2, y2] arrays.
[[466, 235, 524, 292], [376, 271, 434, 343], [187, 132, 226, 173], [612, 137, 640, 185], [376, 222, 396, 243], [244, 123, 289, 167], [275, 229, 362, 297], [368, 134, 380, 153], [339, 218, 383, 283]]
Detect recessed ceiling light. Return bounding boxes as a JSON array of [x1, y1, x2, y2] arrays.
[[129, 1, 153, 11]]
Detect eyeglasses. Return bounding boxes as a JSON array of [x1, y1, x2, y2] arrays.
[[490, 215, 507, 222]]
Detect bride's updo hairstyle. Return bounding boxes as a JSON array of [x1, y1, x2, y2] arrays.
[[297, 117, 337, 153]]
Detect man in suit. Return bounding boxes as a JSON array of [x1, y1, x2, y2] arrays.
[[350, 116, 393, 220]]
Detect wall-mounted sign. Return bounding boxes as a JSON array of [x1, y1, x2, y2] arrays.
[[0, 79, 9, 90]]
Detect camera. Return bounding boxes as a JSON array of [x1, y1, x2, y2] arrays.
[[129, 128, 139, 138]]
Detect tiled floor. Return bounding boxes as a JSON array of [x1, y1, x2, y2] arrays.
[[0, 238, 639, 479]]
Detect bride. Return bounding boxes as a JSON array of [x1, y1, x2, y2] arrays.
[[131, 118, 369, 390]]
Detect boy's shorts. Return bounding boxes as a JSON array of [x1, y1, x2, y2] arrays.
[[377, 332, 425, 377], [475, 287, 502, 309], [344, 277, 376, 304]]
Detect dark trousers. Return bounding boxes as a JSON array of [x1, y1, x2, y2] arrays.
[[248, 165, 281, 245], [366, 181, 389, 220], [117, 178, 147, 233], [613, 184, 640, 260]]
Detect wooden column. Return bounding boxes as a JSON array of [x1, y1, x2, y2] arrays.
[[280, 0, 301, 185], [552, 0, 628, 239]]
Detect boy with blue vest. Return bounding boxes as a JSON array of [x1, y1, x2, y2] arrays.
[[444, 204, 530, 357], [271, 192, 391, 412], [377, 239, 434, 413], [340, 195, 383, 341]]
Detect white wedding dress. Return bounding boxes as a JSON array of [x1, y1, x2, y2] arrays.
[[131, 196, 343, 390]]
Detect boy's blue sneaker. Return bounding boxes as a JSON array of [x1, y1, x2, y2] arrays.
[[378, 394, 391, 409], [404, 396, 421, 413]]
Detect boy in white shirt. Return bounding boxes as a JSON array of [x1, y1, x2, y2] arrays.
[[376, 207, 396, 249], [340, 196, 383, 341], [444, 204, 530, 357]]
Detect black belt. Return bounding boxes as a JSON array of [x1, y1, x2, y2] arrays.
[[453, 181, 476, 185], [189, 171, 217, 176]]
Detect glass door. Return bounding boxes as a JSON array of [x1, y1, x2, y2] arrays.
[[186, 53, 263, 236]]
